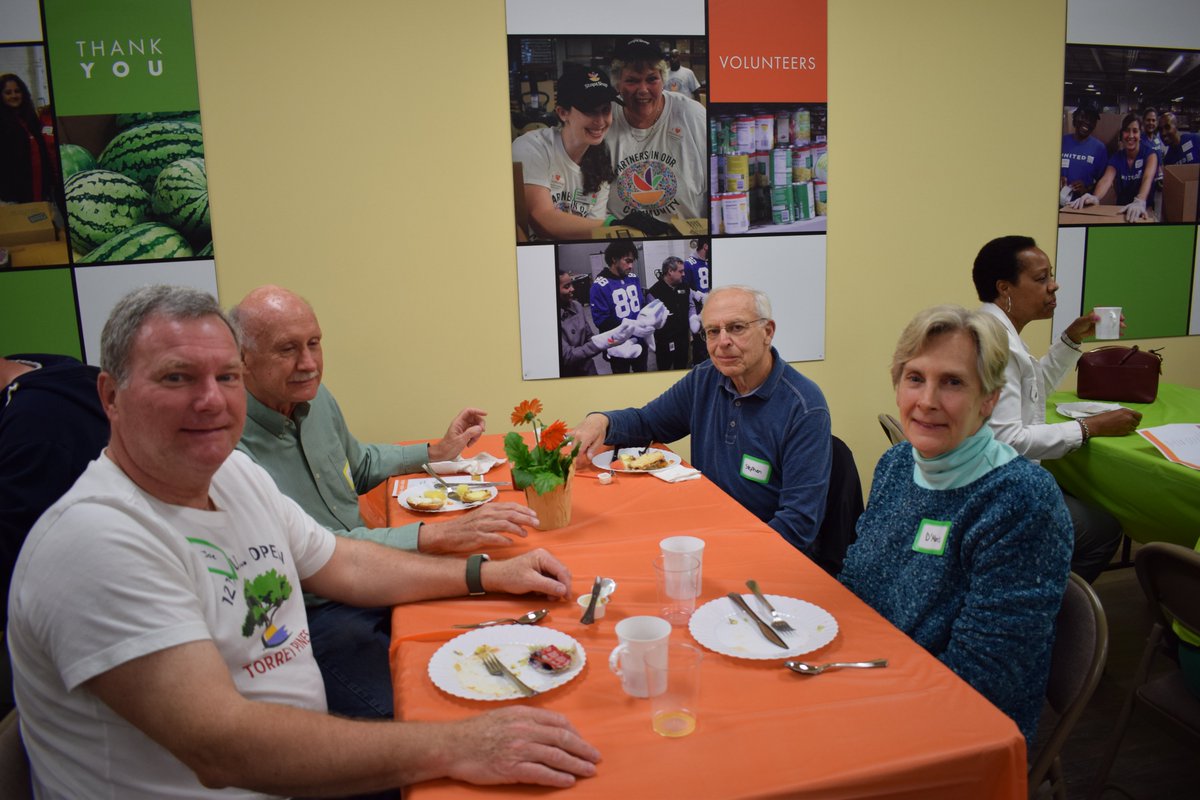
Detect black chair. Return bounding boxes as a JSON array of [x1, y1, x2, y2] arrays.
[[0, 708, 32, 800], [1028, 573, 1109, 799], [877, 413, 906, 445], [809, 435, 863, 577], [1089, 542, 1200, 799]]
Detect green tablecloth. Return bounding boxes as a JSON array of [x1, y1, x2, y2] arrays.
[[1044, 383, 1200, 549]]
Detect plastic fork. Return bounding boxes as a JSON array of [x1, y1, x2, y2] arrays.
[[479, 652, 537, 696], [746, 579, 795, 634]]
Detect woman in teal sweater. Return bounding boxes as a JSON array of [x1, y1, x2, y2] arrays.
[[840, 306, 1073, 745]]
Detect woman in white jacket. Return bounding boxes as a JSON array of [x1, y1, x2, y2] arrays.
[[972, 235, 1142, 582]]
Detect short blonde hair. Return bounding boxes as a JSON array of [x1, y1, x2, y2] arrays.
[[890, 305, 1007, 394]]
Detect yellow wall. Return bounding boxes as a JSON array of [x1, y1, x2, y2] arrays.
[[192, 0, 1200, 487]]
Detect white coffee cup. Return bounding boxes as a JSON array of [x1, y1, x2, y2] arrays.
[[1094, 306, 1121, 340], [608, 616, 671, 698], [660, 535, 705, 591]]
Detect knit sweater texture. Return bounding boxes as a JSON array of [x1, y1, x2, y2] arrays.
[[840, 443, 1072, 744]]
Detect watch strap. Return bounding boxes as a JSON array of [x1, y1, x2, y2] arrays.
[[466, 553, 490, 596]]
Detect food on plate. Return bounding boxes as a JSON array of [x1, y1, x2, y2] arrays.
[[453, 486, 492, 504], [619, 450, 667, 471], [406, 493, 446, 510], [528, 644, 575, 673]]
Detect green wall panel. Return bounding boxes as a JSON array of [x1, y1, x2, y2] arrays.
[[0, 271, 83, 358], [1082, 226, 1196, 340]]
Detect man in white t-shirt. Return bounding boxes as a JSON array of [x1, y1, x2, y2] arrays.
[[7, 285, 599, 799], [665, 49, 700, 99], [606, 37, 708, 229]]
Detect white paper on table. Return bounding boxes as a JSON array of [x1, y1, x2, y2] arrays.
[[1137, 424, 1200, 471]]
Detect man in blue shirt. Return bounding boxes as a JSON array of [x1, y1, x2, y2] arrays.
[[589, 240, 649, 373], [1160, 112, 1200, 166], [1060, 104, 1107, 202], [573, 286, 832, 552]]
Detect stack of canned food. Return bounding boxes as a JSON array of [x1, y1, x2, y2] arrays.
[[709, 106, 827, 234]]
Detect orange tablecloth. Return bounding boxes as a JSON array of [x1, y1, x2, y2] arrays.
[[380, 435, 1024, 799]]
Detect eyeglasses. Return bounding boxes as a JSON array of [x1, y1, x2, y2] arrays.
[[702, 318, 767, 341]]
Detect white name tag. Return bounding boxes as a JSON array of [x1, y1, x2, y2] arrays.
[[342, 460, 355, 490], [1135, 158, 1144, 169], [912, 519, 951, 555], [1184, 140, 1194, 153], [1061, 157, 1069, 169], [740, 454, 771, 484]]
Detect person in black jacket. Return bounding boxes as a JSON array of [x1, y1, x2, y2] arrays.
[[647, 256, 693, 371], [1, 354, 109, 619]]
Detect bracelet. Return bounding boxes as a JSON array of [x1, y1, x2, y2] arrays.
[[603, 214, 617, 227], [466, 553, 490, 596], [1060, 331, 1082, 351], [1078, 418, 1090, 444]]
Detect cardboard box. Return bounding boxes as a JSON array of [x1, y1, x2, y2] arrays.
[[1162, 164, 1199, 223], [671, 217, 708, 236], [1057, 205, 1155, 225], [8, 239, 70, 267], [0, 202, 57, 247], [592, 225, 645, 240]]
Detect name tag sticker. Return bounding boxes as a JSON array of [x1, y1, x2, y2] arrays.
[[342, 459, 355, 490], [1135, 158, 1144, 169], [1061, 157, 1069, 169], [740, 454, 772, 484], [913, 519, 951, 555], [1184, 140, 1194, 153]]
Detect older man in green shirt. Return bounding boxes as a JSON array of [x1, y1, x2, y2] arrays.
[[232, 285, 539, 721]]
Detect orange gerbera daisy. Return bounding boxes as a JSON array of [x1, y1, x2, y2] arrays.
[[510, 398, 543, 426], [539, 420, 568, 451]]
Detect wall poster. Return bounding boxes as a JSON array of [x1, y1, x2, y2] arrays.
[[0, 0, 217, 363], [507, 0, 829, 380], [1055, 0, 1200, 339]]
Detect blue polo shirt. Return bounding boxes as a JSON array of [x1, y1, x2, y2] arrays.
[[602, 347, 831, 551], [1108, 140, 1157, 206], [1164, 131, 1200, 166]]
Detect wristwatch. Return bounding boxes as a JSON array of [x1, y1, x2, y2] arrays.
[[466, 554, 490, 596]]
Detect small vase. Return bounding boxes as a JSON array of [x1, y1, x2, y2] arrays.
[[523, 463, 575, 531]]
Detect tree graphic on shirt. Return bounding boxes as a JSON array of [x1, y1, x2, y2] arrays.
[[241, 569, 293, 647]]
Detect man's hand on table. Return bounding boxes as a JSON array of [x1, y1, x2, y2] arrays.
[[419, 503, 536, 553], [571, 413, 610, 460], [1087, 408, 1143, 437], [443, 707, 600, 788], [480, 548, 571, 599], [428, 407, 487, 462]]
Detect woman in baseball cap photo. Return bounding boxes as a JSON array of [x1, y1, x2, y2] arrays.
[[511, 63, 622, 241]]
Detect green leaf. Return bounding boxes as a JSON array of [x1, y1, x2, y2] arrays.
[[511, 465, 536, 490], [531, 471, 564, 495], [504, 432, 532, 469]]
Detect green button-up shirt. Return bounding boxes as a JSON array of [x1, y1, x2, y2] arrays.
[[237, 385, 427, 556]]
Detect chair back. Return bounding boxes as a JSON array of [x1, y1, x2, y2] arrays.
[[877, 413, 907, 445], [1028, 572, 1109, 796], [0, 709, 32, 800], [1135, 542, 1200, 636], [810, 436, 863, 577]]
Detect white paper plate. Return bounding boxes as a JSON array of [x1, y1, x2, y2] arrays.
[[1055, 401, 1125, 419], [398, 484, 498, 513], [428, 625, 586, 701], [689, 594, 838, 660], [590, 448, 682, 474]]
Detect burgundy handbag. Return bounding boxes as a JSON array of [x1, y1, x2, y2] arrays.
[[1075, 345, 1163, 403]]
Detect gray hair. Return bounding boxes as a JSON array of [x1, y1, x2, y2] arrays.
[[611, 56, 669, 82], [101, 285, 235, 385], [890, 305, 1008, 394], [661, 256, 684, 272], [707, 285, 772, 321]]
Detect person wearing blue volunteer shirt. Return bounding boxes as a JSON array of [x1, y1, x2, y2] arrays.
[[573, 285, 832, 553], [1060, 104, 1107, 202], [1160, 112, 1200, 166], [589, 240, 650, 373], [1069, 113, 1158, 222]]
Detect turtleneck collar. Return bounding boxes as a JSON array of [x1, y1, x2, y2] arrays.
[[912, 423, 1017, 491]]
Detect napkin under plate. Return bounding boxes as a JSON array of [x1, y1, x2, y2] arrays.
[[652, 464, 702, 484]]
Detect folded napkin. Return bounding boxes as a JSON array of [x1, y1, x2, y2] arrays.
[[652, 464, 702, 484], [1055, 401, 1125, 420], [429, 452, 507, 475]]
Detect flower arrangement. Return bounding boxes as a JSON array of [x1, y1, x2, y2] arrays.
[[504, 399, 580, 495]]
